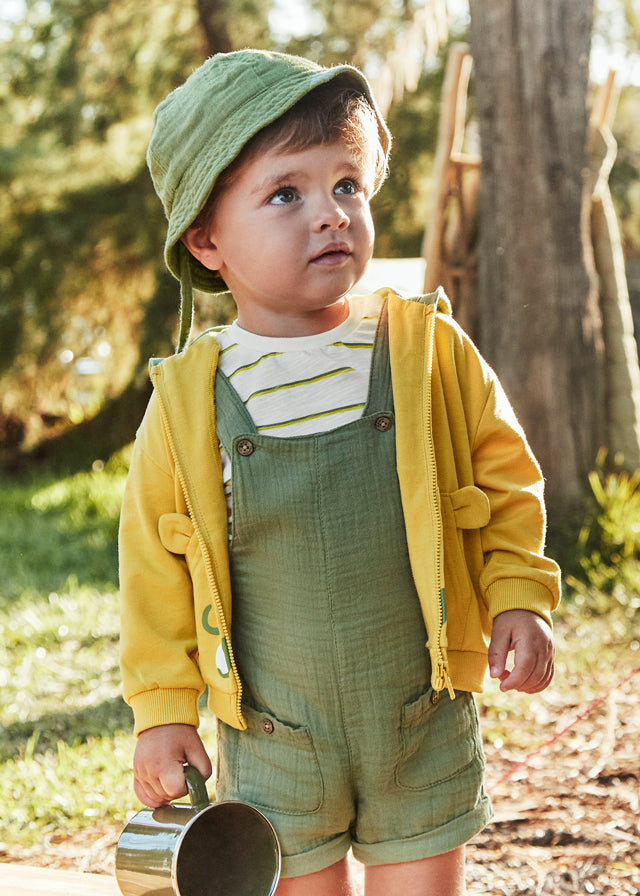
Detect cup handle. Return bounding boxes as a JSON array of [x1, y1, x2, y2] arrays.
[[184, 764, 210, 812]]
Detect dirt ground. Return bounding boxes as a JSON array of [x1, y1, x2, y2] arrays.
[[5, 665, 639, 895], [466, 666, 640, 896]]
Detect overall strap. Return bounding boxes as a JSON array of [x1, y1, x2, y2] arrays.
[[363, 298, 394, 416], [214, 368, 256, 458]]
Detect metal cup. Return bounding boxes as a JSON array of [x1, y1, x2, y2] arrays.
[[115, 765, 281, 896]]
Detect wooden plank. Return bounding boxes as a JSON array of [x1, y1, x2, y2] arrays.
[[0, 857, 366, 895], [0, 863, 120, 896], [421, 42, 472, 293]]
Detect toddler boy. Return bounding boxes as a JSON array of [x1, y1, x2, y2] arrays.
[[120, 49, 560, 895]]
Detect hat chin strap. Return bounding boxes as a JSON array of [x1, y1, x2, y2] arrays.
[[177, 242, 194, 353]]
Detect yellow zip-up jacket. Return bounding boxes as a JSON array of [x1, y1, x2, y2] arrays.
[[119, 289, 561, 735]]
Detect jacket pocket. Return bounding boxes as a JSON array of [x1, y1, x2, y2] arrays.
[[395, 688, 479, 791], [217, 702, 324, 815]]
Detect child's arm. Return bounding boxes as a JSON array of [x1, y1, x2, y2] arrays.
[[133, 724, 213, 807], [119, 394, 207, 737], [488, 609, 554, 693]]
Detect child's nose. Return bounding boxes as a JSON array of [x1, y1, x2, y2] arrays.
[[312, 196, 350, 231]]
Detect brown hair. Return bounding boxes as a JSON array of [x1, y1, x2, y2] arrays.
[[195, 77, 387, 228]]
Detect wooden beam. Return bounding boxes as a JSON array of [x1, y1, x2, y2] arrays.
[[0, 864, 119, 896], [422, 43, 473, 292]]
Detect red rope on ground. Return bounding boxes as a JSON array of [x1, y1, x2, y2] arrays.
[[487, 662, 640, 792]]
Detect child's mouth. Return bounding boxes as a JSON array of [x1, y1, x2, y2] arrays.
[[312, 244, 351, 265]]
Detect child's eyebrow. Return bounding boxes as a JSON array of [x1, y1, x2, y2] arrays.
[[252, 168, 306, 194], [252, 160, 365, 196]]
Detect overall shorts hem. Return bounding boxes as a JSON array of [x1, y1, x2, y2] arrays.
[[279, 832, 352, 879], [351, 794, 494, 866]]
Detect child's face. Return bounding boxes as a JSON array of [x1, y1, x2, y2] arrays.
[[185, 139, 376, 336]]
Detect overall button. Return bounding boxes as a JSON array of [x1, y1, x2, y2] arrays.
[[261, 718, 274, 735], [237, 438, 255, 456], [375, 415, 393, 432]]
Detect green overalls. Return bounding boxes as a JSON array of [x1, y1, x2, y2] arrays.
[[213, 304, 490, 877]]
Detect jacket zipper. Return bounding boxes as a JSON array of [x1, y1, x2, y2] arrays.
[[424, 306, 455, 700], [153, 373, 244, 726]]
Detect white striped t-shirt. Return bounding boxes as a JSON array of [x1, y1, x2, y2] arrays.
[[214, 292, 384, 504]]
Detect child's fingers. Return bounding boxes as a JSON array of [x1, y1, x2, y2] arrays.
[[133, 758, 186, 806], [498, 647, 538, 692], [488, 609, 555, 693], [132, 723, 211, 807], [133, 776, 170, 808], [500, 640, 555, 693]]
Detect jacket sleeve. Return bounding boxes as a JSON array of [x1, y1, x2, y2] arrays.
[[119, 392, 205, 735], [462, 340, 561, 626]]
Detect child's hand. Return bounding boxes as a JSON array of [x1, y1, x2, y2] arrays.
[[133, 723, 213, 807], [488, 609, 555, 693]]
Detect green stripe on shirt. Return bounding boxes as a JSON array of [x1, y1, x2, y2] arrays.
[[229, 352, 283, 378], [244, 367, 354, 402], [256, 403, 366, 431]]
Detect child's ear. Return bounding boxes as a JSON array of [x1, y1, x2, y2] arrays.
[[181, 223, 222, 271]]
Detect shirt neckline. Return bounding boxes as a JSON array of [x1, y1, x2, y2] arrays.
[[227, 297, 365, 352]]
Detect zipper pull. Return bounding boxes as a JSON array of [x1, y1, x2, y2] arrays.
[[434, 656, 456, 700]]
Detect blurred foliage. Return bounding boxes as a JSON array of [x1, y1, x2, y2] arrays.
[[286, 0, 409, 69], [0, 0, 205, 459], [0, 0, 454, 466], [593, 0, 640, 257], [594, 0, 640, 70], [567, 454, 640, 601], [372, 61, 446, 259], [0, 0, 639, 470], [609, 86, 640, 257]]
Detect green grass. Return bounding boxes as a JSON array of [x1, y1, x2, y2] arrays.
[[0, 458, 137, 847], [0, 457, 639, 854], [0, 456, 129, 605]]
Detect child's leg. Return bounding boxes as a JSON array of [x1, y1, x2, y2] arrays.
[[364, 846, 466, 896], [275, 857, 355, 896]]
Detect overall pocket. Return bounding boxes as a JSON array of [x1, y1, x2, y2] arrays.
[[217, 702, 324, 816], [395, 689, 481, 791]]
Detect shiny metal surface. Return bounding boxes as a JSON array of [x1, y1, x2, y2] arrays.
[[115, 767, 281, 896]]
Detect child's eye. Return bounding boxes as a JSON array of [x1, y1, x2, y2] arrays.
[[268, 186, 299, 205], [334, 178, 360, 195]]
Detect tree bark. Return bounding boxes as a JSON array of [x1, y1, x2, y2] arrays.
[[196, 0, 233, 55], [468, 0, 603, 509]]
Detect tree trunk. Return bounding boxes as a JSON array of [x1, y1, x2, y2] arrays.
[[468, 0, 603, 510], [196, 0, 233, 55]]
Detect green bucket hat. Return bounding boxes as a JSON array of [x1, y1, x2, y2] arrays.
[[146, 49, 391, 351]]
